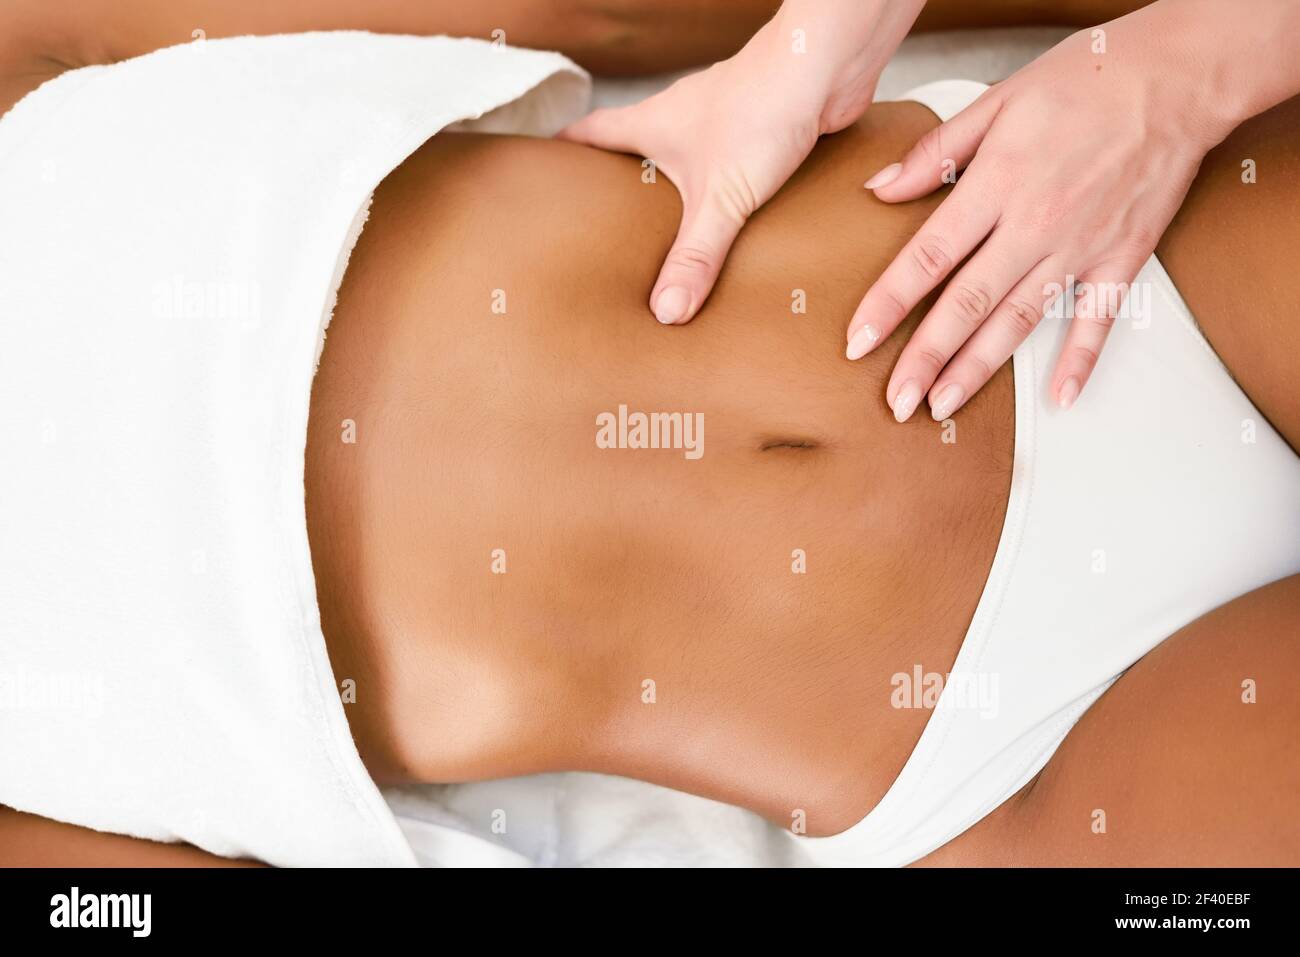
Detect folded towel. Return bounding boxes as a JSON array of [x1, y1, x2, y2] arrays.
[[0, 31, 588, 867]]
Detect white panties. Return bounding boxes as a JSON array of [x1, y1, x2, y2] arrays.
[[4, 58, 1294, 867], [792, 80, 1300, 866], [386, 81, 1300, 869]]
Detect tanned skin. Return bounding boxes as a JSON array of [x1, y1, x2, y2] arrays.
[[305, 102, 1015, 835], [0, 0, 1159, 116], [3, 0, 1294, 866], [303, 94, 1300, 865]]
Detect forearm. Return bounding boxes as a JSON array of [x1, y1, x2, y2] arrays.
[[746, 0, 1165, 130], [744, 0, 927, 131], [37, 0, 1168, 80], [1149, 0, 1300, 134]]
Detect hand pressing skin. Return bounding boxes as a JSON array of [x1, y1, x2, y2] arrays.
[[562, 0, 1300, 421], [559, 0, 927, 325], [849, 0, 1300, 422]]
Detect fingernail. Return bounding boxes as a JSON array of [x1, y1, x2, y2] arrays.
[[1058, 376, 1081, 409], [654, 286, 690, 325], [845, 323, 881, 360], [892, 379, 921, 423], [864, 163, 903, 191], [930, 383, 965, 421]]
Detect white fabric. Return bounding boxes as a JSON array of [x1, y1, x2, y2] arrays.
[[382, 79, 1300, 868], [792, 80, 1300, 866], [3, 41, 1295, 869], [0, 32, 590, 867], [386, 776, 806, 868]]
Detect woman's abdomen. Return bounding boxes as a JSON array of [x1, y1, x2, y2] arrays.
[[306, 112, 1015, 834]]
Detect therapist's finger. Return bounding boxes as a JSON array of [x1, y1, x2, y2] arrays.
[[1050, 260, 1140, 408], [925, 254, 1070, 420], [649, 190, 747, 325], [846, 178, 998, 360], [886, 233, 1041, 422], [864, 87, 1003, 204], [556, 106, 644, 154]]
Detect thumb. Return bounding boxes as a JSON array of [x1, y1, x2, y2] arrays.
[[865, 87, 1002, 203], [555, 106, 644, 154], [650, 193, 746, 325]]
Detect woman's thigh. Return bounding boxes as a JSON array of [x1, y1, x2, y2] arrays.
[[924, 573, 1300, 866], [933, 103, 1300, 866]]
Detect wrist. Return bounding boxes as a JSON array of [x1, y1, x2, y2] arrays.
[[751, 0, 927, 133], [1143, 0, 1300, 140]]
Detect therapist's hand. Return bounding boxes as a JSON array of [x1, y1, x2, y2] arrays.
[[847, 8, 1237, 421], [559, 0, 926, 325]]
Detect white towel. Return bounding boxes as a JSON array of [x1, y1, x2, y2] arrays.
[[0, 31, 589, 867]]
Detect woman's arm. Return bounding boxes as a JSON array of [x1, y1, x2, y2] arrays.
[[916, 0, 1155, 31], [23, 0, 785, 77], [0, 2, 73, 115], [0, 805, 264, 867], [0, 0, 1162, 117], [16, 0, 1163, 80]]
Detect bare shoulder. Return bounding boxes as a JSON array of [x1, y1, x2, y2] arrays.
[[926, 574, 1300, 866]]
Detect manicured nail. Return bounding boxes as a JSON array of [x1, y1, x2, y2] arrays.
[[864, 163, 903, 190], [654, 286, 690, 325], [1058, 376, 1081, 409], [930, 383, 965, 421], [893, 379, 921, 423], [845, 323, 881, 360]]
